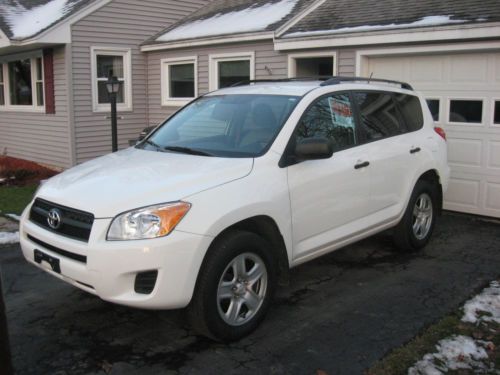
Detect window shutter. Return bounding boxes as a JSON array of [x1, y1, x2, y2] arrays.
[[43, 48, 55, 114]]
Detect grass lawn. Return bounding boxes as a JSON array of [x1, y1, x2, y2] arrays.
[[0, 185, 38, 215]]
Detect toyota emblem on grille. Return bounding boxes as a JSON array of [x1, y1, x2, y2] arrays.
[[47, 209, 62, 230]]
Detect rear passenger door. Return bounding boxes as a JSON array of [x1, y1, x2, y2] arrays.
[[287, 92, 372, 260], [352, 91, 413, 216]]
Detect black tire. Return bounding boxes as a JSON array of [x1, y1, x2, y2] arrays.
[[393, 180, 439, 252], [188, 230, 277, 342]]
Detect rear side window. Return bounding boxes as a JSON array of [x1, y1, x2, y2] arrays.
[[295, 93, 356, 153], [395, 94, 424, 131], [353, 92, 402, 141]]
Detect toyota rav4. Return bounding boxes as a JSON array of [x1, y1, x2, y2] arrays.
[[20, 77, 449, 341]]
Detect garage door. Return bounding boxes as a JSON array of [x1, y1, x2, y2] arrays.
[[365, 52, 500, 218]]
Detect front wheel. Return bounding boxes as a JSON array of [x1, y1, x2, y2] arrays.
[[188, 230, 276, 342], [393, 180, 438, 252]]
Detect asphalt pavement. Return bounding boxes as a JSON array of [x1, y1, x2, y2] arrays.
[[1, 212, 499, 375]]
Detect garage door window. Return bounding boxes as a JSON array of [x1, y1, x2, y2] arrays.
[[449, 99, 483, 124], [426, 99, 440, 122], [494, 101, 500, 125]]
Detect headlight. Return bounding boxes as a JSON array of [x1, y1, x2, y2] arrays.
[[107, 202, 191, 241]]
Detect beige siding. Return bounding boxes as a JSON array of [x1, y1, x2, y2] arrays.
[[71, 0, 207, 164], [0, 46, 71, 169], [146, 43, 357, 126]]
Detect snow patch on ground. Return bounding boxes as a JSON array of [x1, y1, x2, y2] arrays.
[[408, 335, 492, 374], [284, 15, 467, 38], [0, 232, 19, 245], [157, 0, 298, 42], [462, 281, 500, 324], [0, 0, 80, 39]]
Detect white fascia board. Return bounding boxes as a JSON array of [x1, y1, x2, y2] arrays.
[[7, 0, 112, 46], [274, 23, 500, 51], [275, 0, 326, 38], [0, 29, 10, 48], [141, 32, 274, 52]]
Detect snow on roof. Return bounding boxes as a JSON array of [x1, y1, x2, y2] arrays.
[[156, 0, 299, 43], [0, 0, 91, 40], [283, 15, 468, 38]]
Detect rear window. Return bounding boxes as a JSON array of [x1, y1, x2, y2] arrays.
[[353, 92, 403, 141], [394, 93, 424, 132]]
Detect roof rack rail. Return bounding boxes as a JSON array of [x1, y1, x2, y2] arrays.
[[320, 76, 414, 90], [230, 76, 330, 87]]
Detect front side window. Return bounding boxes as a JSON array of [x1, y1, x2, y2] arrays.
[[92, 47, 131, 111], [9, 59, 33, 106], [353, 92, 403, 141], [141, 94, 299, 157], [295, 93, 356, 153], [0, 64, 4, 106]]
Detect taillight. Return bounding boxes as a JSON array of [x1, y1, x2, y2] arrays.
[[434, 127, 446, 141]]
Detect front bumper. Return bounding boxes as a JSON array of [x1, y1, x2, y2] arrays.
[[20, 210, 213, 309]]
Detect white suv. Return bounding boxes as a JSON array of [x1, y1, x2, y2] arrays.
[[20, 78, 449, 341]]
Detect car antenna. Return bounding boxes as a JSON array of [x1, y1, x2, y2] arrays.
[[368, 72, 373, 84]]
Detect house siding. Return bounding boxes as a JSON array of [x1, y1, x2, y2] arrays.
[[71, 0, 207, 164], [146, 42, 357, 126], [0, 46, 71, 169]]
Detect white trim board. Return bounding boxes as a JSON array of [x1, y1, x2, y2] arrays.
[[141, 32, 274, 52], [355, 41, 500, 76], [275, 23, 500, 51]]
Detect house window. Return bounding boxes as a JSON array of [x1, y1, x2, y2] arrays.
[[0, 56, 44, 110], [288, 52, 337, 78], [449, 99, 483, 124], [161, 57, 197, 106], [91, 47, 132, 112], [0, 64, 4, 106], [209, 53, 254, 91]]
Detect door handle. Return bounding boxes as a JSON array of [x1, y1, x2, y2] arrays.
[[410, 147, 421, 154], [354, 161, 370, 169]]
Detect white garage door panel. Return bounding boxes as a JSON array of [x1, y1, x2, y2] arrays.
[[366, 51, 500, 217]]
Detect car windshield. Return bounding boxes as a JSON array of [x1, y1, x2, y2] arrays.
[[139, 94, 300, 157]]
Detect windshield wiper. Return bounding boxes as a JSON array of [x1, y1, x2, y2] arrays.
[[142, 139, 162, 150], [163, 146, 213, 157]]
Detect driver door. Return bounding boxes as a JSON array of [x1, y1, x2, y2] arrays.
[[286, 92, 372, 262]]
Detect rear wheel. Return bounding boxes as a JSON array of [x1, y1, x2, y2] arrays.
[[188, 230, 276, 342], [393, 180, 438, 251]]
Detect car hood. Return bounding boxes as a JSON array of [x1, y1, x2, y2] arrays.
[[37, 148, 254, 218]]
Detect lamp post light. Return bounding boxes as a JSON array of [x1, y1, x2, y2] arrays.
[[106, 75, 121, 152]]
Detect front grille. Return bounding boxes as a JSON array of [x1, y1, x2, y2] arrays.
[[134, 271, 158, 294], [30, 198, 94, 242], [28, 235, 87, 263]]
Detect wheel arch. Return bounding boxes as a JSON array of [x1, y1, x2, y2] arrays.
[[417, 169, 443, 214], [200, 215, 290, 286]]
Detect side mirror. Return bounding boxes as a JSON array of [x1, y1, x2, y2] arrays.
[[295, 137, 333, 160]]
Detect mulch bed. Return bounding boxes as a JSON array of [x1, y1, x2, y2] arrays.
[[0, 156, 59, 187]]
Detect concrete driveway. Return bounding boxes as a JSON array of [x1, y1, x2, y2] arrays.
[[1, 212, 499, 375]]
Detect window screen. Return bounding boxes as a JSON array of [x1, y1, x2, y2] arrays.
[[296, 93, 356, 153], [9, 59, 33, 106], [394, 93, 424, 131], [218, 60, 250, 88], [169, 63, 195, 98], [353, 92, 402, 141]]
